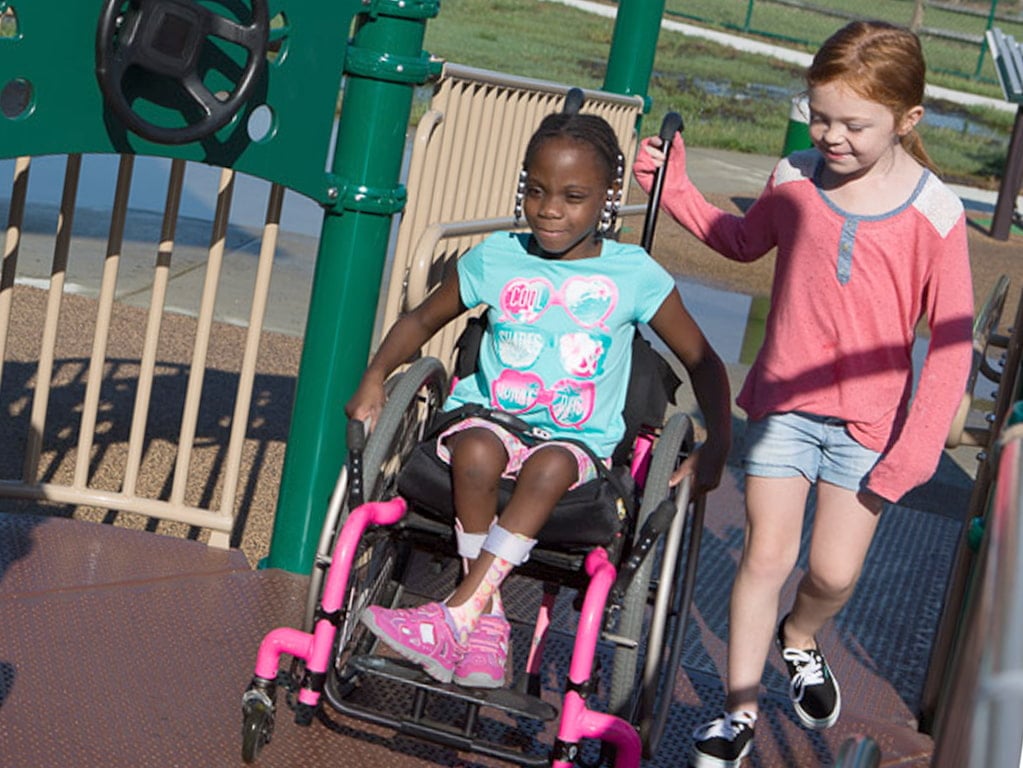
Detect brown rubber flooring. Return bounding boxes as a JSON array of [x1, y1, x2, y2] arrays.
[[1, 465, 949, 768]]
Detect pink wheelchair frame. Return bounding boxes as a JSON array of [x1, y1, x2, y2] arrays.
[[250, 495, 645, 767], [240, 354, 704, 767]]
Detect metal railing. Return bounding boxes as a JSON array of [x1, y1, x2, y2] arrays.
[[0, 156, 284, 547], [0, 65, 645, 548]]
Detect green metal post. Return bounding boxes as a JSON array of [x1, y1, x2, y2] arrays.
[[266, 0, 439, 573], [603, 0, 666, 101], [781, 93, 812, 156], [973, 0, 1000, 79]]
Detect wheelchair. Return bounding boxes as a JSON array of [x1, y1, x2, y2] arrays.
[[241, 321, 710, 767], [241, 104, 710, 766]]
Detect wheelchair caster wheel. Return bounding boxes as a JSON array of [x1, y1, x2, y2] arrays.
[[293, 701, 315, 726], [241, 688, 276, 764]]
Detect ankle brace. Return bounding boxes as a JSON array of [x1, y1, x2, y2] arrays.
[[482, 524, 536, 566], [454, 519, 489, 561]]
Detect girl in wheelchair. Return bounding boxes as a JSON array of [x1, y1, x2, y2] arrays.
[[345, 111, 732, 689]]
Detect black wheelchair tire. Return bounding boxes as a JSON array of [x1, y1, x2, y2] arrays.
[[606, 412, 692, 724], [301, 357, 447, 631]]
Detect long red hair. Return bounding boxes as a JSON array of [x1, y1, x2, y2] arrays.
[[807, 20, 936, 173]]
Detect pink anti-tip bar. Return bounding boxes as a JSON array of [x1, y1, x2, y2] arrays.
[[252, 498, 408, 703], [551, 548, 642, 768]]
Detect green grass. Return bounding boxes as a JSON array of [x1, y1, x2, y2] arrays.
[[663, 0, 1023, 88], [423, 0, 1016, 189]]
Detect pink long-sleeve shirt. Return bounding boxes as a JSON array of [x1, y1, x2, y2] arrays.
[[635, 145, 974, 502]]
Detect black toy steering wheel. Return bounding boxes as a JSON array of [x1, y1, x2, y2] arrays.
[[96, 0, 269, 145]]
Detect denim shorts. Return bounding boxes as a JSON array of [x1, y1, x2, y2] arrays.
[[741, 412, 881, 492]]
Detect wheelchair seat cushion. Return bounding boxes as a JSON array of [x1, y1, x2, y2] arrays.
[[396, 438, 634, 550]]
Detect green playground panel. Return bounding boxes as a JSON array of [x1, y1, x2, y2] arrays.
[[0, 0, 371, 205]]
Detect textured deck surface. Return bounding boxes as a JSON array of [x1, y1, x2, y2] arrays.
[[0, 462, 956, 768]]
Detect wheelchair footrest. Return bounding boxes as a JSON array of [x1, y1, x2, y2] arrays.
[[350, 655, 558, 721]]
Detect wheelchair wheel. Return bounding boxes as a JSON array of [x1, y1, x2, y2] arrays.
[[302, 357, 447, 630], [240, 689, 275, 763], [606, 412, 693, 750], [634, 489, 705, 756], [323, 522, 411, 702], [322, 357, 447, 701]]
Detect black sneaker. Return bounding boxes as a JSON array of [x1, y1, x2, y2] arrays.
[[690, 710, 756, 768], [776, 614, 841, 730]]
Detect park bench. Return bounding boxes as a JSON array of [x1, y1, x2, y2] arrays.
[[984, 26, 1023, 239]]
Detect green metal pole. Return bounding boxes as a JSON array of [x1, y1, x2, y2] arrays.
[[265, 0, 439, 573], [781, 93, 812, 156], [603, 0, 665, 102], [974, 0, 999, 79]]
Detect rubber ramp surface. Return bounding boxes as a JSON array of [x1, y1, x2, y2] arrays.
[[0, 471, 945, 767]]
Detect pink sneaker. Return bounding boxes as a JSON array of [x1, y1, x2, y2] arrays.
[[453, 613, 511, 688], [360, 602, 466, 683]]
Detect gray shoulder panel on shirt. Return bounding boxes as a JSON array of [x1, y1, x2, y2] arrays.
[[912, 174, 964, 238]]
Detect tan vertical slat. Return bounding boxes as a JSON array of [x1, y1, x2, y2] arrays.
[[210, 183, 285, 548], [74, 154, 134, 489], [432, 89, 465, 361], [23, 154, 82, 483], [0, 156, 30, 390], [433, 84, 461, 252], [463, 83, 497, 249], [122, 159, 186, 497], [396, 85, 443, 308], [432, 81, 464, 301], [393, 110, 444, 262], [382, 110, 444, 335], [426, 79, 455, 229], [170, 167, 234, 506], [482, 85, 514, 215]]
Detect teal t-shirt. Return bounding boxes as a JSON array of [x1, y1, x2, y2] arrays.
[[445, 232, 675, 457]]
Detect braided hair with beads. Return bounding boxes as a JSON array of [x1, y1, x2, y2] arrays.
[[514, 112, 625, 236]]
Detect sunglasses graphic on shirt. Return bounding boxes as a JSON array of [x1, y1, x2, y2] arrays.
[[498, 275, 618, 329], [490, 369, 595, 428], [494, 326, 610, 377]]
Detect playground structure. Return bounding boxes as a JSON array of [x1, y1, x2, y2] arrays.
[[0, 0, 663, 574], [1, 1, 1023, 766]]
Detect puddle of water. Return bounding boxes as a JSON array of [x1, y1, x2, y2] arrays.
[[639, 277, 759, 366], [924, 109, 1003, 140], [681, 75, 1004, 141]]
